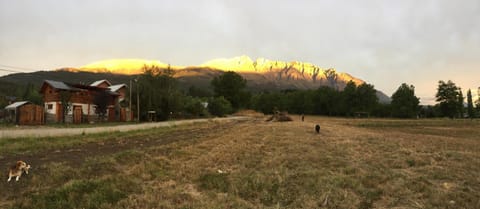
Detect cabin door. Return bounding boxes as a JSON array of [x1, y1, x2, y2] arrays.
[[73, 106, 83, 124], [108, 107, 115, 122], [56, 103, 63, 122]]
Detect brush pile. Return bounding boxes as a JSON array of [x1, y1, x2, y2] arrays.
[[266, 111, 293, 122], [234, 109, 264, 118]]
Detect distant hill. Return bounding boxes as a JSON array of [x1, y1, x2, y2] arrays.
[[0, 70, 132, 87], [0, 56, 391, 103], [0, 79, 19, 106]]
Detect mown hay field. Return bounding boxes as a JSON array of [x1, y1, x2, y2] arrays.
[[1, 116, 479, 209]]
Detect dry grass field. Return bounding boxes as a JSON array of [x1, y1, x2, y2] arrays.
[[1, 116, 479, 209]]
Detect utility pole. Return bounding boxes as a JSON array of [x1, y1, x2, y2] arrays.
[[129, 79, 132, 121], [136, 79, 140, 122]]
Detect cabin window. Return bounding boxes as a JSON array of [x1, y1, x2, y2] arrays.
[[47, 104, 53, 110]]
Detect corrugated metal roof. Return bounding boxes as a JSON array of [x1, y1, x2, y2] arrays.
[[90, 79, 111, 87], [107, 90, 120, 96], [45, 80, 72, 90], [4, 101, 30, 110], [108, 84, 126, 92]]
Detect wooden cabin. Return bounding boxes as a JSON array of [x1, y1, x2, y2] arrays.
[[40, 80, 120, 123]]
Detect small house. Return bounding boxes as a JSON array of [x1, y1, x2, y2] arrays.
[[4, 101, 45, 125]]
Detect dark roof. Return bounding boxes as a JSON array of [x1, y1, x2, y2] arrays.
[[70, 83, 106, 90], [41, 80, 87, 93], [40, 80, 119, 97], [44, 80, 75, 91]]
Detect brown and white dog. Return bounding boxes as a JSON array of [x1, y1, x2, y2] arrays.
[[7, 161, 31, 182]]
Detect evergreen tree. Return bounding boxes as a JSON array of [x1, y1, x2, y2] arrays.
[[458, 89, 464, 118], [466, 89, 474, 118], [21, 83, 42, 105], [474, 96, 480, 117], [211, 71, 248, 109], [341, 81, 357, 116]]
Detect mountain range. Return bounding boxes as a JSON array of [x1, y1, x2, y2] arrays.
[[0, 56, 390, 103], [76, 56, 364, 88]]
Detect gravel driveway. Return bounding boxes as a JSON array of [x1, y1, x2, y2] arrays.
[[0, 117, 247, 139]]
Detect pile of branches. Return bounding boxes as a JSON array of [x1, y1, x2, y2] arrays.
[[266, 111, 293, 122]]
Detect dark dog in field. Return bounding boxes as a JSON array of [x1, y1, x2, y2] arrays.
[[7, 160, 31, 182], [315, 124, 320, 134]]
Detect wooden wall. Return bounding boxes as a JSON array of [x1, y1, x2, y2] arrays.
[[18, 104, 44, 125], [117, 86, 127, 101], [43, 85, 117, 106], [42, 85, 60, 102]]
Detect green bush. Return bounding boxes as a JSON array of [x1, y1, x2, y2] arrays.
[[183, 96, 209, 117], [208, 97, 233, 117]]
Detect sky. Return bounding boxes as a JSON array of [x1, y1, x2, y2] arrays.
[[0, 0, 479, 104]]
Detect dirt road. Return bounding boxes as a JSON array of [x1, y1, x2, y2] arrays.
[[0, 117, 247, 139]]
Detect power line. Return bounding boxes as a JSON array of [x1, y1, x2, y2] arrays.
[[0, 64, 38, 72], [0, 68, 25, 73]]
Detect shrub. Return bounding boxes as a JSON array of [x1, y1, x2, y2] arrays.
[[208, 97, 233, 117], [183, 96, 209, 118]]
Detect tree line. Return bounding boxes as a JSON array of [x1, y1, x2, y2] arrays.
[[204, 72, 479, 119], [131, 66, 235, 121], [3, 66, 479, 121]]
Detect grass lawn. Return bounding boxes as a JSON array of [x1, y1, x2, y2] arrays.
[[1, 117, 479, 209]]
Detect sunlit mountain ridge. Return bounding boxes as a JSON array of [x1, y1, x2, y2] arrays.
[[73, 56, 364, 86], [8, 55, 390, 103], [79, 59, 182, 74]]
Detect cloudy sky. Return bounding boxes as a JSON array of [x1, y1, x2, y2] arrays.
[[1, 0, 479, 104]]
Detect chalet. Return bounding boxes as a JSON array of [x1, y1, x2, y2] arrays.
[[40, 80, 123, 123], [90, 79, 127, 102], [4, 101, 45, 125]]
